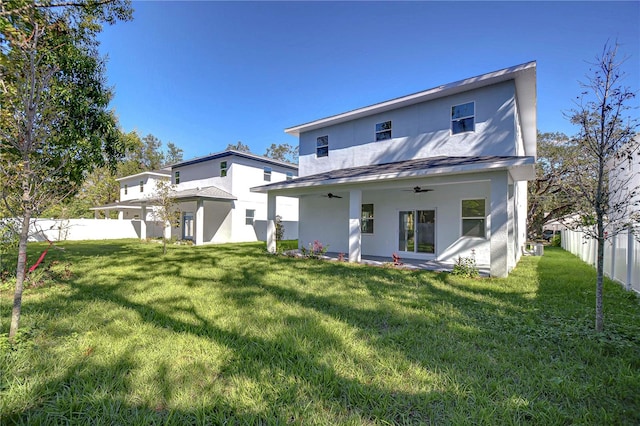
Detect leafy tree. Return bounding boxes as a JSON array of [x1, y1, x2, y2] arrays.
[[226, 141, 251, 153], [0, 0, 132, 339], [527, 131, 580, 238], [141, 133, 164, 170], [565, 42, 639, 332], [164, 142, 183, 166], [264, 143, 299, 164]]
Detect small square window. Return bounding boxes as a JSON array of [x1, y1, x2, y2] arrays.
[[375, 121, 392, 141], [139, 180, 144, 192], [361, 204, 374, 234], [316, 135, 328, 158], [245, 209, 255, 225], [451, 102, 475, 134], [286, 172, 293, 181], [220, 161, 227, 177], [124, 184, 128, 195], [264, 167, 272, 182], [174, 171, 180, 184]]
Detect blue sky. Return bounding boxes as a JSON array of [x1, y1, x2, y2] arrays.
[[98, 1, 640, 161]]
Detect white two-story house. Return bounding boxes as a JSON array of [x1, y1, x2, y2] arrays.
[[93, 150, 299, 244], [253, 62, 537, 277]]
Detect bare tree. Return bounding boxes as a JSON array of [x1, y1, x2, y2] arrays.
[[151, 180, 179, 255], [566, 42, 639, 332]]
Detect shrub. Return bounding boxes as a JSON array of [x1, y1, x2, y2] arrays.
[[451, 250, 479, 278], [300, 240, 328, 259]]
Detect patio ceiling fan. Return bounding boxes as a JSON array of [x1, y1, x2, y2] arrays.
[[323, 193, 343, 199], [405, 186, 433, 193]]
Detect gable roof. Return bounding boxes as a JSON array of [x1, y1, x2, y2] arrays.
[[252, 156, 535, 194], [171, 149, 298, 170], [285, 61, 537, 157]]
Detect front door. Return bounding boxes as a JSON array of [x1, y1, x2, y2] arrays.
[[182, 212, 194, 240], [398, 210, 435, 254]]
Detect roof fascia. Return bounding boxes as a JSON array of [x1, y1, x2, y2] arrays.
[[171, 149, 298, 171], [115, 171, 171, 182], [252, 157, 535, 193]]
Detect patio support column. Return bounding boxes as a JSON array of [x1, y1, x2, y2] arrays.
[[140, 204, 147, 240], [195, 199, 204, 246], [94, 210, 99, 219], [266, 193, 277, 253], [118, 210, 124, 220], [490, 174, 508, 277], [348, 189, 362, 263]]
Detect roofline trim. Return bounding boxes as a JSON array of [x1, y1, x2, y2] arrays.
[[252, 157, 534, 193], [171, 149, 298, 170]]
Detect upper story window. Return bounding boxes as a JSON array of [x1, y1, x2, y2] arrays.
[[316, 135, 329, 158], [124, 184, 128, 195], [451, 102, 475, 135], [174, 171, 180, 184], [220, 161, 228, 177], [375, 121, 392, 141], [139, 180, 144, 192], [461, 199, 485, 238], [264, 167, 272, 182], [361, 204, 374, 234], [286, 172, 293, 181]]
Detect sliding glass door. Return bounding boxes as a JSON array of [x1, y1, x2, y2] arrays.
[[399, 210, 435, 254]]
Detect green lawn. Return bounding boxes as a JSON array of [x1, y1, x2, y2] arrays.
[[1, 241, 639, 425]]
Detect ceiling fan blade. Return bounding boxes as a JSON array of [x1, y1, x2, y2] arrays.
[[327, 193, 342, 199]]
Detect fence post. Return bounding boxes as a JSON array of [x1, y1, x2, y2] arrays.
[[627, 225, 634, 291], [610, 234, 617, 280]]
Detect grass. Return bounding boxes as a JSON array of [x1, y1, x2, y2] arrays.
[[1, 240, 639, 425]]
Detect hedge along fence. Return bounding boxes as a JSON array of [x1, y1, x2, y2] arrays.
[[562, 228, 640, 293]]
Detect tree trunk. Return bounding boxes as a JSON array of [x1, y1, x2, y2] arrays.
[[9, 208, 32, 340], [595, 221, 605, 332]]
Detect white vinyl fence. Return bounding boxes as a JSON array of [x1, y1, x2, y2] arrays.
[[562, 228, 640, 293], [27, 218, 165, 242]]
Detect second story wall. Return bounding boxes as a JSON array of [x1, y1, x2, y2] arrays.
[[172, 157, 232, 193], [119, 173, 169, 202], [298, 80, 520, 176], [172, 152, 297, 196]]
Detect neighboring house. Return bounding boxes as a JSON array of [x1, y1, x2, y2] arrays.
[[91, 169, 171, 220], [94, 150, 299, 245], [253, 62, 537, 277]]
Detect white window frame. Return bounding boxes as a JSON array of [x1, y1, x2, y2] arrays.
[[245, 209, 255, 225], [174, 171, 180, 184], [286, 171, 293, 181], [220, 161, 228, 177], [139, 180, 144, 193], [461, 198, 486, 238], [316, 135, 329, 158], [264, 167, 272, 182], [124, 184, 128, 195], [375, 121, 392, 141], [451, 101, 475, 135], [361, 204, 374, 234]]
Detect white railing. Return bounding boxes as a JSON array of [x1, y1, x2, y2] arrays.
[[562, 228, 640, 293]]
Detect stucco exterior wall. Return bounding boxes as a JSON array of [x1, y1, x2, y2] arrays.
[[297, 177, 500, 266], [119, 175, 168, 202], [298, 80, 518, 176]]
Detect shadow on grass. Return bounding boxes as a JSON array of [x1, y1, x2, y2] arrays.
[[2, 243, 640, 424]]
